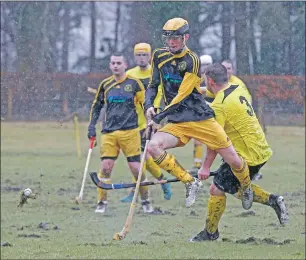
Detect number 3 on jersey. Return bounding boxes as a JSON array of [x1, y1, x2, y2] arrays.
[[239, 96, 254, 116]]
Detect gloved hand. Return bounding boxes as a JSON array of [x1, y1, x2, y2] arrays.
[[88, 125, 96, 140]]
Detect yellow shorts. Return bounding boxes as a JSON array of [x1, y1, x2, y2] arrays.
[[159, 118, 231, 150], [100, 128, 141, 161]]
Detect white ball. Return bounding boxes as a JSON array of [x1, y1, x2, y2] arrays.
[[23, 188, 32, 197]]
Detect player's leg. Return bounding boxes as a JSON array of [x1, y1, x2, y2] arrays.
[[96, 132, 120, 213], [190, 184, 225, 242], [147, 123, 202, 207], [192, 139, 203, 170], [119, 128, 154, 213], [146, 152, 172, 200], [234, 164, 288, 225], [192, 118, 253, 210], [190, 161, 243, 242], [120, 129, 172, 202]]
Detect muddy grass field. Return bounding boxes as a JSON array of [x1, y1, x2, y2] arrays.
[[1, 122, 305, 259]]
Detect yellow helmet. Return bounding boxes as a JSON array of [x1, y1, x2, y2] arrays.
[[162, 18, 189, 36], [134, 43, 151, 54]]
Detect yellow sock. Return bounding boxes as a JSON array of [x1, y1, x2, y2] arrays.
[[231, 157, 251, 188], [236, 184, 270, 204], [146, 157, 163, 180], [154, 151, 193, 183], [193, 143, 203, 168], [205, 195, 226, 234], [97, 171, 111, 202]]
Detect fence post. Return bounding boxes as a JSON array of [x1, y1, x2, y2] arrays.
[[7, 88, 13, 120]]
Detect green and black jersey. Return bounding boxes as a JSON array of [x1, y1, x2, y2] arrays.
[[144, 47, 214, 124], [89, 75, 145, 133]]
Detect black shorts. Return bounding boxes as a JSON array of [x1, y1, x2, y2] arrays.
[[140, 129, 146, 152], [213, 161, 267, 194]]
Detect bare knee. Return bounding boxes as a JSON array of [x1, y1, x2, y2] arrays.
[[101, 159, 115, 177], [147, 139, 163, 157], [209, 183, 225, 196], [128, 162, 140, 176]]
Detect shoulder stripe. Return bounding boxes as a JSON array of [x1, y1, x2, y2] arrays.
[[126, 75, 145, 91], [189, 51, 199, 74], [222, 85, 239, 103]]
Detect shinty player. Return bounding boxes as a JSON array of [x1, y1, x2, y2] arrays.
[[145, 17, 254, 210], [120, 43, 172, 203], [88, 52, 154, 214], [190, 63, 288, 242]]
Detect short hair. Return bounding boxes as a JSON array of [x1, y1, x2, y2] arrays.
[[204, 63, 228, 85], [110, 52, 126, 62], [221, 59, 233, 66]]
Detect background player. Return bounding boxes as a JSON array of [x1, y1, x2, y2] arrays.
[[120, 43, 172, 202], [88, 52, 154, 214]]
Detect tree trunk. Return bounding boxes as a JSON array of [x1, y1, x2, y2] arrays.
[[249, 2, 259, 74], [234, 2, 250, 75], [221, 2, 231, 60], [89, 1, 96, 72], [114, 2, 121, 52], [62, 3, 70, 72]]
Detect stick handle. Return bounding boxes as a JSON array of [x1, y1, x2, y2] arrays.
[[78, 138, 95, 199]]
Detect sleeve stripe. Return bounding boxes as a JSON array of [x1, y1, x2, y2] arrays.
[[189, 52, 199, 74], [89, 76, 113, 121]]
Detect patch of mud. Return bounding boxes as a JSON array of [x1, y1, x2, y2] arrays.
[[283, 191, 305, 197], [137, 207, 175, 216], [80, 242, 111, 246], [236, 210, 256, 217], [1, 242, 13, 247], [57, 188, 78, 195], [233, 236, 295, 245], [1, 186, 23, 192], [132, 240, 148, 245], [17, 234, 47, 238], [151, 231, 165, 236], [189, 210, 199, 216], [38, 222, 59, 230], [71, 207, 80, 211]]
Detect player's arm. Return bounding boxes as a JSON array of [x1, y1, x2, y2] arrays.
[[135, 79, 145, 107], [88, 82, 105, 138], [144, 50, 160, 111], [152, 54, 201, 124]]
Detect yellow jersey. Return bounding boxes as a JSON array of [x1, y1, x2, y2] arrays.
[[211, 84, 272, 166], [229, 75, 252, 101], [205, 75, 252, 104], [127, 65, 163, 130]]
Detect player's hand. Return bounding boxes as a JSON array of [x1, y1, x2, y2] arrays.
[[148, 120, 161, 132], [198, 167, 210, 180], [88, 125, 96, 140], [146, 107, 156, 121]]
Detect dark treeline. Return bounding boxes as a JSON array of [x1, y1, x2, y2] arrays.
[[1, 1, 305, 76]]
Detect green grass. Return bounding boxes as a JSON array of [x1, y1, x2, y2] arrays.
[[1, 122, 305, 259]]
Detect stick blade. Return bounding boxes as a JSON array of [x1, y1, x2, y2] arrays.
[[113, 232, 125, 241]]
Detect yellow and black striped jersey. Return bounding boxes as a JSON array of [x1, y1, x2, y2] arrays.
[[89, 75, 145, 133], [127, 65, 163, 130], [145, 47, 214, 124], [211, 84, 272, 166]]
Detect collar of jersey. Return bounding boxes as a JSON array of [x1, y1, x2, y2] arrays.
[[170, 47, 189, 58], [215, 83, 232, 97], [115, 74, 127, 84]]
